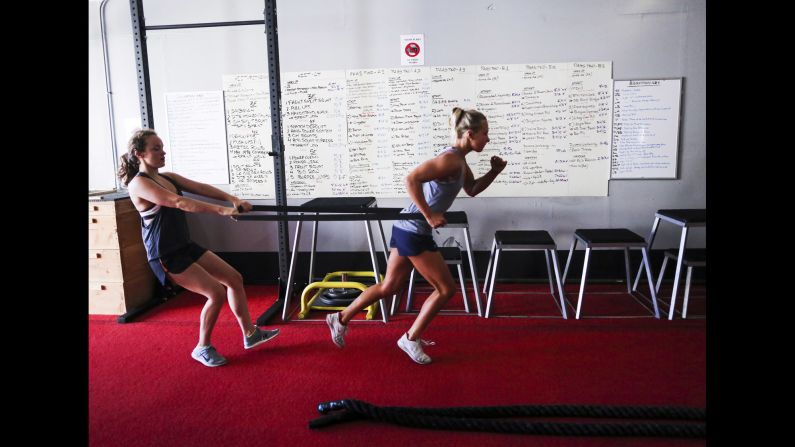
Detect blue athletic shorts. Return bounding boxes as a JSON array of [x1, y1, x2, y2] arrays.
[[148, 242, 208, 285], [390, 226, 438, 257]]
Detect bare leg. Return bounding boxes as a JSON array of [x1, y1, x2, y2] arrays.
[[339, 248, 414, 324], [167, 261, 228, 347], [405, 250, 456, 340], [193, 250, 257, 337]]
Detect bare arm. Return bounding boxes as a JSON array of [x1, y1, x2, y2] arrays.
[[463, 155, 507, 197], [128, 176, 237, 217], [404, 152, 463, 229], [162, 172, 252, 212]]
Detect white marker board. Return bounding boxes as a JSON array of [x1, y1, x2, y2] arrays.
[[611, 79, 682, 179]]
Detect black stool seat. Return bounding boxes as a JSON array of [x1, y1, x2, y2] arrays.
[[495, 230, 555, 247], [664, 248, 706, 264], [574, 229, 646, 245], [438, 246, 462, 262], [300, 197, 376, 208], [656, 209, 706, 224], [444, 211, 469, 225]]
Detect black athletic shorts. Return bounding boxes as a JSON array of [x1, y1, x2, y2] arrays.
[[390, 226, 438, 257], [148, 242, 208, 285]]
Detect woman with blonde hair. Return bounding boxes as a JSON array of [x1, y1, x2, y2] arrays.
[[326, 108, 507, 364]]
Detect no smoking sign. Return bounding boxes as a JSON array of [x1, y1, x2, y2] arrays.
[[400, 34, 425, 66], [405, 42, 420, 57]]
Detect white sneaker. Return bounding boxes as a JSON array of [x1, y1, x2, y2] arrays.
[[326, 312, 348, 348], [397, 333, 432, 364]]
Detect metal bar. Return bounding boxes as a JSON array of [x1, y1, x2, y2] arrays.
[[668, 227, 689, 320], [251, 204, 401, 213], [462, 227, 482, 317], [129, 0, 153, 128], [100, 0, 120, 190], [282, 218, 303, 321], [544, 249, 554, 294], [406, 268, 416, 312], [483, 238, 497, 294], [308, 217, 319, 283], [633, 217, 660, 291], [233, 212, 450, 222], [264, 0, 290, 285], [484, 247, 501, 318], [364, 219, 388, 323], [146, 20, 265, 30], [623, 248, 632, 294], [457, 264, 470, 313], [683, 266, 693, 319], [641, 247, 661, 319], [550, 250, 568, 319], [575, 247, 592, 319]]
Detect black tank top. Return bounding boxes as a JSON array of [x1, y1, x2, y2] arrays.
[[135, 172, 192, 261]]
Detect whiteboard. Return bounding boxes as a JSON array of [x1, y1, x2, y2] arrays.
[[219, 61, 613, 199], [165, 91, 230, 184], [610, 79, 682, 179]]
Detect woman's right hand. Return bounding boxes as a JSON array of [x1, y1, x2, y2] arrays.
[[426, 211, 447, 229]]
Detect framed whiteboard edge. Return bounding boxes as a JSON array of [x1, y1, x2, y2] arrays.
[[609, 77, 683, 180]]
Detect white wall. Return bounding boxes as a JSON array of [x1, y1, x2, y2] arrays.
[[88, 0, 706, 252]]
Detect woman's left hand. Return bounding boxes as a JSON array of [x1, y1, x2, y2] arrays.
[[490, 155, 507, 173]]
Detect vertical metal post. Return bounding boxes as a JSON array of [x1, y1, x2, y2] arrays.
[[129, 0, 153, 128], [264, 0, 290, 284]]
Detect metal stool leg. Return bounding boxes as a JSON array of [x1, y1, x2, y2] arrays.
[[549, 249, 568, 319], [457, 264, 470, 313], [405, 268, 416, 312], [640, 246, 660, 319], [364, 220, 388, 323], [483, 238, 497, 294], [484, 247, 502, 318], [282, 218, 303, 321], [655, 256, 669, 294], [668, 227, 689, 320], [562, 237, 578, 284], [633, 217, 660, 291], [682, 266, 694, 319], [544, 250, 555, 294], [575, 247, 591, 319], [623, 248, 632, 294], [462, 227, 482, 316]]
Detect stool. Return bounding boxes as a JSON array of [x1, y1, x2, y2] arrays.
[[655, 249, 706, 319], [562, 229, 660, 319], [633, 209, 706, 320], [401, 247, 471, 314], [482, 230, 567, 319]]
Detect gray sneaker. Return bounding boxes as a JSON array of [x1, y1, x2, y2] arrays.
[[191, 345, 228, 367], [244, 326, 280, 349], [326, 312, 348, 348], [397, 333, 432, 364]]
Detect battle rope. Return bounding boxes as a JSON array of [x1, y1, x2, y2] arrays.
[[309, 399, 706, 438]]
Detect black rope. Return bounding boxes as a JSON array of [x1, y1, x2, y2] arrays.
[[318, 400, 704, 420], [309, 399, 705, 438]]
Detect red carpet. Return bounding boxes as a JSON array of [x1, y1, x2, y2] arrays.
[[89, 284, 706, 446]]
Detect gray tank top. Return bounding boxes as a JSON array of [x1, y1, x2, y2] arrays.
[[393, 147, 465, 235]]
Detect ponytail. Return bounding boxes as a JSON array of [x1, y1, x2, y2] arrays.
[[450, 107, 487, 139]]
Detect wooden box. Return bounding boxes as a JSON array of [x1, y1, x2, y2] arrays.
[[88, 196, 157, 315]]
